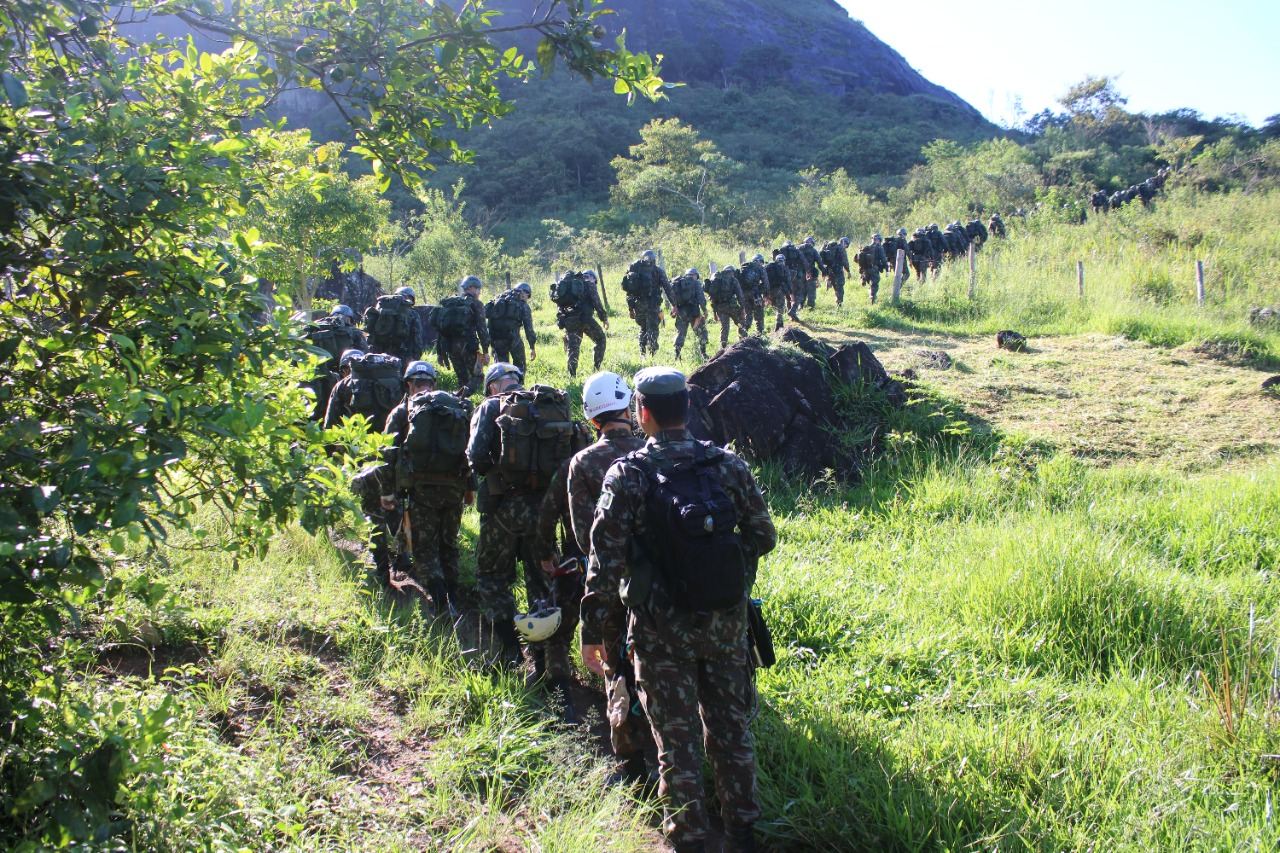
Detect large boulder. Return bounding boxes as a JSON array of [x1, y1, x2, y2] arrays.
[[686, 328, 903, 477], [1249, 306, 1279, 328]]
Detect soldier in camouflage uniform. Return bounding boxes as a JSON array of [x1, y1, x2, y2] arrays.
[[764, 253, 792, 331], [623, 250, 674, 356], [559, 270, 610, 378], [798, 236, 825, 310], [581, 368, 777, 852], [436, 276, 490, 397], [534, 456, 583, 722], [466, 362, 551, 668], [381, 360, 474, 615], [488, 281, 537, 374], [670, 268, 709, 362], [738, 255, 770, 336], [705, 266, 748, 350], [823, 238, 852, 308]]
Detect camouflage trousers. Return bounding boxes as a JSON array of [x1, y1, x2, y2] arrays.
[[361, 496, 391, 583], [439, 336, 483, 396], [745, 299, 766, 336], [804, 275, 818, 309], [605, 647, 656, 758], [631, 301, 662, 356], [474, 492, 551, 626], [827, 272, 846, 307], [712, 307, 748, 350], [788, 277, 804, 318], [404, 483, 465, 589], [490, 334, 527, 375], [767, 291, 788, 331], [542, 567, 583, 682], [673, 311, 708, 361], [561, 317, 606, 378], [862, 270, 881, 304], [910, 257, 929, 282], [632, 610, 759, 846]]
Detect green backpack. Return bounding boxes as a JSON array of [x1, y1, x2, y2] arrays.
[[367, 295, 416, 346], [486, 292, 524, 335], [401, 390, 473, 477], [706, 269, 740, 307], [306, 318, 362, 367], [671, 275, 703, 309], [550, 273, 587, 310], [621, 262, 659, 301], [494, 385, 591, 492], [435, 295, 473, 338], [348, 353, 404, 419]]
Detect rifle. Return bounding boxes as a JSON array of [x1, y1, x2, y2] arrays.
[[386, 497, 429, 601]]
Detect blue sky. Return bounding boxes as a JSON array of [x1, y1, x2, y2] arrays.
[[840, 0, 1279, 128]]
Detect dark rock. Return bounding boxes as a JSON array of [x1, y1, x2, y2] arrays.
[[687, 329, 902, 476], [314, 266, 385, 318], [1263, 375, 1280, 393], [996, 330, 1028, 352], [1249, 306, 1279, 328], [914, 349, 953, 370]]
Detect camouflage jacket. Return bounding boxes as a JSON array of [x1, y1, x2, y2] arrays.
[[798, 243, 824, 278], [580, 429, 777, 649], [536, 458, 577, 561], [560, 278, 608, 326], [465, 390, 507, 511], [384, 396, 475, 495], [567, 430, 646, 554], [323, 374, 390, 431], [490, 290, 537, 347], [465, 293, 492, 350]]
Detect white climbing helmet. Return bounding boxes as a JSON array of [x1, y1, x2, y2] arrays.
[[582, 371, 633, 422], [514, 604, 562, 643]]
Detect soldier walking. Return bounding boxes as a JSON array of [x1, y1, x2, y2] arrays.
[[363, 286, 425, 365], [581, 367, 777, 853], [798, 236, 825, 309], [764, 253, 792, 331], [738, 255, 770, 336], [705, 265, 748, 351], [486, 282, 536, 374], [669, 268, 709, 362], [819, 238, 851, 308], [434, 276, 490, 397], [552, 269, 609, 378], [620, 250, 673, 356]]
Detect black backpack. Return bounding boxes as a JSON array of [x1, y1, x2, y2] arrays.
[[775, 244, 803, 271], [621, 261, 659, 301], [306, 317, 362, 368], [435, 295, 473, 338], [634, 443, 747, 612], [367, 295, 416, 347], [856, 246, 877, 271], [706, 269, 740, 307], [738, 263, 766, 298], [819, 242, 841, 271], [348, 353, 404, 418], [486, 292, 524, 335], [765, 260, 790, 294], [401, 390, 472, 477], [671, 274, 703, 309], [550, 272, 588, 310]]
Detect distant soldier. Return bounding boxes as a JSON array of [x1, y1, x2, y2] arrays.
[[581, 367, 777, 853], [765, 253, 792, 331], [737, 254, 770, 336], [381, 360, 474, 615], [819, 237, 851, 308], [965, 217, 989, 250], [1091, 190, 1110, 215], [798, 236, 825, 309], [434, 275, 490, 397], [773, 240, 806, 318], [669, 268, 709, 362], [551, 269, 609, 378], [323, 348, 403, 432], [881, 229, 907, 286], [620, 250, 674, 356], [704, 265, 748, 351], [907, 229, 933, 283], [486, 282, 536, 374], [363, 285, 425, 365], [925, 224, 947, 272], [988, 213, 1007, 238], [1138, 180, 1155, 206], [855, 234, 889, 305], [303, 304, 367, 421]]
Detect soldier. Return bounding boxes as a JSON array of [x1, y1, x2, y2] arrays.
[[468, 362, 587, 671], [820, 236, 851, 308], [907, 229, 933, 283], [764, 252, 792, 330], [363, 285, 425, 365], [323, 348, 403, 431], [966, 217, 989, 250], [798, 236, 825, 309], [988, 213, 1007, 238], [1091, 190, 1110, 215], [486, 281, 536, 374], [737, 254, 770, 336], [881, 230, 907, 285], [855, 234, 889, 305], [380, 360, 474, 615], [773, 240, 806, 319], [552, 269, 609, 378], [669, 268, 709, 362], [925, 224, 947, 274], [705, 265, 748, 351], [620, 250, 674, 356], [581, 367, 777, 853], [435, 275, 490, 397], [303, 304, 367, 421]]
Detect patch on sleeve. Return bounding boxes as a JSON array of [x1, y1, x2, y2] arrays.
[[597, 490, 614, 512]]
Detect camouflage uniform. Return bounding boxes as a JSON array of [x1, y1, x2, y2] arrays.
[[534, 459, 583, 682], [706, 271, 748, 350], [567, 430, 651, 756], [908, 232, 934, 283], [350, 461, 394, 585], [737, 261, 769, 336], [385, 398, 473, 600], [857, 242, 889, 304], [626, 261, 672, 356], [489, 292, 536, 375], [559, 279, 609, 378], [364, 294, 425, 365], [764, 259, 792, 330], [823, 243, 851, 308], [582, 429, 777, 848], [323, 373, 393, 432], [670, 278, 709, 362], [437, 293, 489, 396], [467, 388, 552, 660], [798, 243, 825, 309]]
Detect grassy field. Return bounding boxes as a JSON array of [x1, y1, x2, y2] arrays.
[[55, 193, 1280, 851]]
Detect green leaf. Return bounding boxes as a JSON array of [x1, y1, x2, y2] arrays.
[[211, 137, 248, 155], [2, 73, 29, 108]]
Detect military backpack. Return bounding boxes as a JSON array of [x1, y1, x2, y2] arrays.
[[435, 295, 474, 338], [620, 261, 660, 302], [819, 241, 843, 272], [485, 291, 524, 336], [765, 260, 790, 295], [305, 317, 363, 368], [633, 442, 747, 612], [670, 274, 703, 309], [401, 390, 473, 478], [738, 263, 767, 298], [705, 269, 740, 307], [494, 385, 591, 492], [348, 352, 404, 418], [549, 272, 588, 311], [856, 246, 877, 272], [366, 295, 417, 347], [774, 244, 803, 272]]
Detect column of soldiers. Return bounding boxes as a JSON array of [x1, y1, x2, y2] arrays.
[[1090, 166, 1172, 215], [325, 280, 775, 850]]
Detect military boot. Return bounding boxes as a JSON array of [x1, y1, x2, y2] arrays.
[[550, 678, 579, 725], [725, 823, 757, 853], [525, 646, 547, 688], [427, 581, 450, 618]]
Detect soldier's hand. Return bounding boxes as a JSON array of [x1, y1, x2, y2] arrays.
[[379, 495, 396, 512], [464, 490, 475, 507], [530, 349, 537, 362], [581, 644, 608, 678], [603, 319, 610, 330], [539, 559, 556, 576]]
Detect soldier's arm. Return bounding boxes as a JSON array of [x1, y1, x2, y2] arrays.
[[732, 278, 746, 307], [465, 403, 496, 476], [581, 462, 638, 646], [472, 300, 491, 349], [841, 247, 851, 274], [589, 282, 607, 323], [521, 302, 536, 348], [657, 270, 676, 310], [384, 403, 408, 443], [567, 455, 596, 554], [322, 381, 347, 430], [535, 464, 569, 561]]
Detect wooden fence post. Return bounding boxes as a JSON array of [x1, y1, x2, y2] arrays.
[[596, 263, 610, 312], [967, 243, 977, 300], [892, 249, 906, 305], [1077, 261, 1085, 299], [656, 249, 665, 273], [1196, 260, 1205, 305], [505, 270, 511, 288], [738, 251, 746, 266]]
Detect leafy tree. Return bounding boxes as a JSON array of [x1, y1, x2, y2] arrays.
[[610, 118, 743, 225], [241, 131, 391, 310], [397, 182, 506, 299], [0, 0, 664, 844]]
